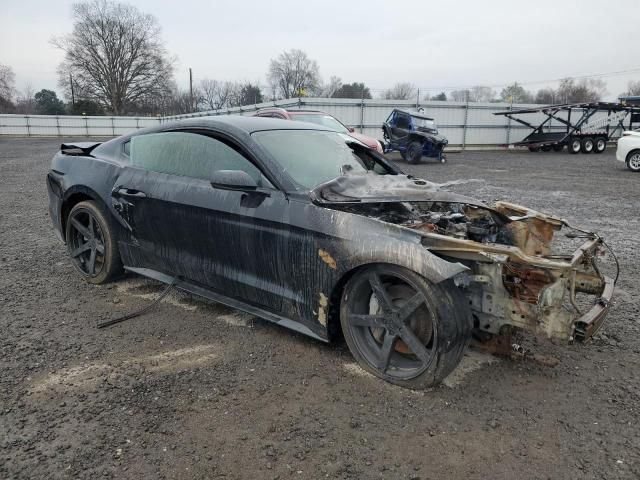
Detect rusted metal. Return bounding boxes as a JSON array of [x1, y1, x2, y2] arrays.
[[574, 276, 615, 342]]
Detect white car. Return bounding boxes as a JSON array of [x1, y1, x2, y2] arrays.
[[616, 129, 640, 172]]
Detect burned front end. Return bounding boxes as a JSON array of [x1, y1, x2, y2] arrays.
[[315, 174, 616, 343], [421, 201, 615, 343]]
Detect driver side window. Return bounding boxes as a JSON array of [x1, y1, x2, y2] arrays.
[[395, 113, 411, 130], [130, 131, 272, 187]]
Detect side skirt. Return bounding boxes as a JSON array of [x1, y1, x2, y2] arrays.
[[124, 266, 328, 343]]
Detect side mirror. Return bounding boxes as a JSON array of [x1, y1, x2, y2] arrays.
[[347, 127, 355, 133], [210, 170, 257, 191]]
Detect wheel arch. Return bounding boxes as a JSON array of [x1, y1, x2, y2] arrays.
[[626, 148, 640, 171], [625, 148, 640, 162], [60, 186, 105, 241]]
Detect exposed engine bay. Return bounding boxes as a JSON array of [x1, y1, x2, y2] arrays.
[[337, 201, 514, 245]]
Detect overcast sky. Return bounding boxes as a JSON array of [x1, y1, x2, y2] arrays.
[[2, 0, 640, 100]]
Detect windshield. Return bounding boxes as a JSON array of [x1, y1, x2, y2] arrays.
[[411, 116, 437, 130], [291, 114, 349, 133], [253, 130, 390, 189]]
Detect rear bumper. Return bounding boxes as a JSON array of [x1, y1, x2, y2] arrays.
[[573, 275, 615, 342]]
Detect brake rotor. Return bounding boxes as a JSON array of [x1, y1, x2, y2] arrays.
[[369, 284, 433, 355]]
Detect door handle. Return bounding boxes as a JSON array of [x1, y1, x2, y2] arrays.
[[115, 187, 147, 198]]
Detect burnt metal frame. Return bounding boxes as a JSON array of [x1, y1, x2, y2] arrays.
[[494, 102, 640, 147]]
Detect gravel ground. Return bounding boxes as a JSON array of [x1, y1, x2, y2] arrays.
[[1, 137, 639, 480]]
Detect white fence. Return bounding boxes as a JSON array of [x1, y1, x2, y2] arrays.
[[0, 114, 161, 137], [0, 98, 623, 148]]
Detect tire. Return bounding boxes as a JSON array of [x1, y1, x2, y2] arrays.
[[593, 137, 607, 154], [568, 137, 581, 154], [541, 145, 552, 152], [552, 144, 564, 152], [581, 137, 594, 154], [65, 200, 123, 284], [528, 146, 540, 152], [340, 264, 472, 389], [626, 150, 640, 172], [406, 141, 423, 164]]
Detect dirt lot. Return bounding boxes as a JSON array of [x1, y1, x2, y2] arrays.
[[1, 137, 639, 480]]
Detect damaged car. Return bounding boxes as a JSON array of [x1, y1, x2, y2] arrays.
[[47, 116, 616, 388]]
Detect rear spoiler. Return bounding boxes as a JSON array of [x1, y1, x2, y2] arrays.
[[60, 142, 102, 155]]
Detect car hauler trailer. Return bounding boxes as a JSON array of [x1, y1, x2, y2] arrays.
[[494, 102, 640, 154]]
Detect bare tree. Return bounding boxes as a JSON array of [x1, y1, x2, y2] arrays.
[[198, 79, 240, 110], [15, 84, 37, 114], [320, 76, 342, 98], [555, 77, 606, 103], [0, 64, 16, 102], [450, 89, 469, 102], [450, 86, 495, 103], [534, 88, 555, 104], [468, 85, 495, 102], [267, 49, 321, 99], [52, 0, 174, 114], [381, 82, 417, 100], [622, 80, 640, 96]]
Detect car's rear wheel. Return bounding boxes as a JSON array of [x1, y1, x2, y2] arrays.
[[528, 146, 540, 152], [552, 144, 564, 152], [626, 150, 640, 172], [541, 145, 552, 152], [406, 141, 423, 164], [568, 137, 581, 154], [65, 200, 122, 284], [581, 137, 594, 154], [594, 137, 607, 154], [340, 265, 472, 389]]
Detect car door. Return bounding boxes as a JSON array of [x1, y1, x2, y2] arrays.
[[112, 130, 289, 312], [391, 112, 412, 140]]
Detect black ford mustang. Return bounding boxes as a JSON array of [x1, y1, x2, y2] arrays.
[[47, 116, 614, 388]]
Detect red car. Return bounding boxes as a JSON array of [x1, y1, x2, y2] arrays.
[[254, 108, 384, 153]]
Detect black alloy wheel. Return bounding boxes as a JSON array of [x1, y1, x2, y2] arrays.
[[65, 201, 122, 284], [340, 265, 472, 388]]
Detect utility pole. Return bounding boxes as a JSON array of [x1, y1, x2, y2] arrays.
[[189, 68, 193, 112], [360, 85, 365, 133], [416, 88, 420, 109], [69, 73, 76, 107]]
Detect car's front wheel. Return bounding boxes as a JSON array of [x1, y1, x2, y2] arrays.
[[627, 150, 640, 172], [340, 265, 472, 389], [65, 200, 123, 284], [406, 141, 423, 164]]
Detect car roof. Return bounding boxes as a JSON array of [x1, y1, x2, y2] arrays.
[[255, 107, 328, 115], [158, 115, 334, 134], [394, 109, 434, 120], [286, 109, 326, 114]]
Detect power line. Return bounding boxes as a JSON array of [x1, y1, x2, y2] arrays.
[[362, 67, 640, 93]]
